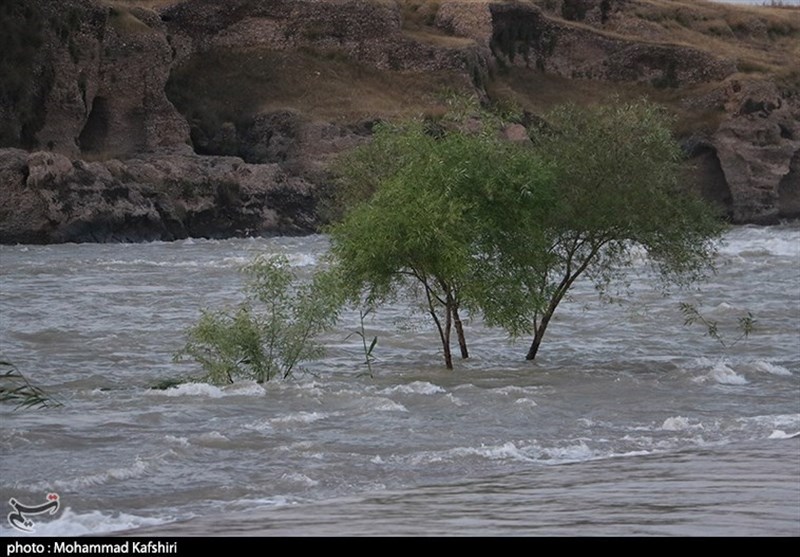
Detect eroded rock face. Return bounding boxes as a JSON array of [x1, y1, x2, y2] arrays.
[[437, 1, 797, 223], [161, 0, 483, 73], [440, 2, 735, 86], [0, 0, 189, 158], [712, 81, 800, 223], [0, 0, 798, 244], [0, 149, 317, 244]]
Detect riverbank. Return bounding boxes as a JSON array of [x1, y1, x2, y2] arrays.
[[1, 0, 798, 244]]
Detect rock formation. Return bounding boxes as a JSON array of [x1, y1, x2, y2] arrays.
[[0, 0, 797, 243]]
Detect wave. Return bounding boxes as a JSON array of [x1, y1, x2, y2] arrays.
[[0, 508, 169, 537], [661, 416, 704, 431], [751, 361, 793, 376], [146, 381, 267, 398], [686, 359, 750, 385], [378, 381, 446, 395], [271, 411, 331, 425], [19, 455, 165, 493], [720, 226, 800, 259], [767, 430, 800, 439], [280, 473, 319, 487]]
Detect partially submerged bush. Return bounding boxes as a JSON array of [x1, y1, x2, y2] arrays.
[[176, 255, 343, 384]]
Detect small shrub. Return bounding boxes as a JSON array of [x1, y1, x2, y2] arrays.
[[176, 255, 343, 384]]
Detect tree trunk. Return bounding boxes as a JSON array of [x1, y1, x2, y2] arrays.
[[422, 280, 453, 369], [452, 306, 469, 359], [526, 312, 553, 361], [442, 305, 453, 370]]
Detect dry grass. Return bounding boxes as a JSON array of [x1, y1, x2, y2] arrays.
[[501, 0, 799, 136], [402, 28, 475, 47], [139, 0, 796, 141], [488, 67, 729, 137], [167, 47, 474, 129], [614, 0, 798, 73], [527, 0, 799, 75]]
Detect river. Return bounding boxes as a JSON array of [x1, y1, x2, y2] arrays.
[[1, 225, 798, 536]]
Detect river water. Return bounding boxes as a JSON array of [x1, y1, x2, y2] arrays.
[[1, 225, 798, 536]]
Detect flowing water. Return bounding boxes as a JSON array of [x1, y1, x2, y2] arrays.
[[1, 225, 798, 536]]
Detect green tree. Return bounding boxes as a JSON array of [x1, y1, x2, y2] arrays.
[[516, 101, 725, 360], [330, 100, 724, 367], [177, 255, 343, 384], [329, 122, 555, 369]]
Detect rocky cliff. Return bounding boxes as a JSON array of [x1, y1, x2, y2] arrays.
[[1, 0, 798, 243]]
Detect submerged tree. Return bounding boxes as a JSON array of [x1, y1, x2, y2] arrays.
[[330, 99, 724, 367], [329, 122, 554, 369], [177, 255, 343, 384], [516, 101, 725, 360]]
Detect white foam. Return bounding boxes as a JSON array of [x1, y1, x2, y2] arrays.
[[371, 399, 408, 412], [271, 411, 330, 424], [721, 228, 800, 258], [514, 398, 538, 408], [222, 256, 254, 266], [45, 458, 152, 490], [280, 472, 319, 487], [224, 381, 267, 396], [273, 380, 324, 398], [379, 381, 445, 395], [0, 507, 168, 536], [285, 253, 319, 267], [449, 441, 536, 463], [225, 496, 292, 511], [768, 430, 800, 439], [242, 419, 275, 433], [493, 385, 539, 396], [690, 360, 749, 385], [147, 383, 224, 398], [752, 361, 793, 376], [541, 441, 596, 462], [163, 435, 190, 447], [661, 416, 703, 431], [737, 413, 800, 430], [193, 431, 230, 447], [147, 381, 266, 398], [708, 362, 749, 385], [444, 393, 465, 406]]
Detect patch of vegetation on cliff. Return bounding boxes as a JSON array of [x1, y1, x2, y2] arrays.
[[166, 46, 473, 150], [487, 67, 730, 140]]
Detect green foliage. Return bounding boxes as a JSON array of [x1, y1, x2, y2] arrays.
[[347, 308, 378, 378], [0, 360, 61, 410], [679, 303, 755, 349], [330, 99, 723, 366], [329, 121, 555, 368], [517, 100, 725, 359], [176, 255, 343, 384]]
